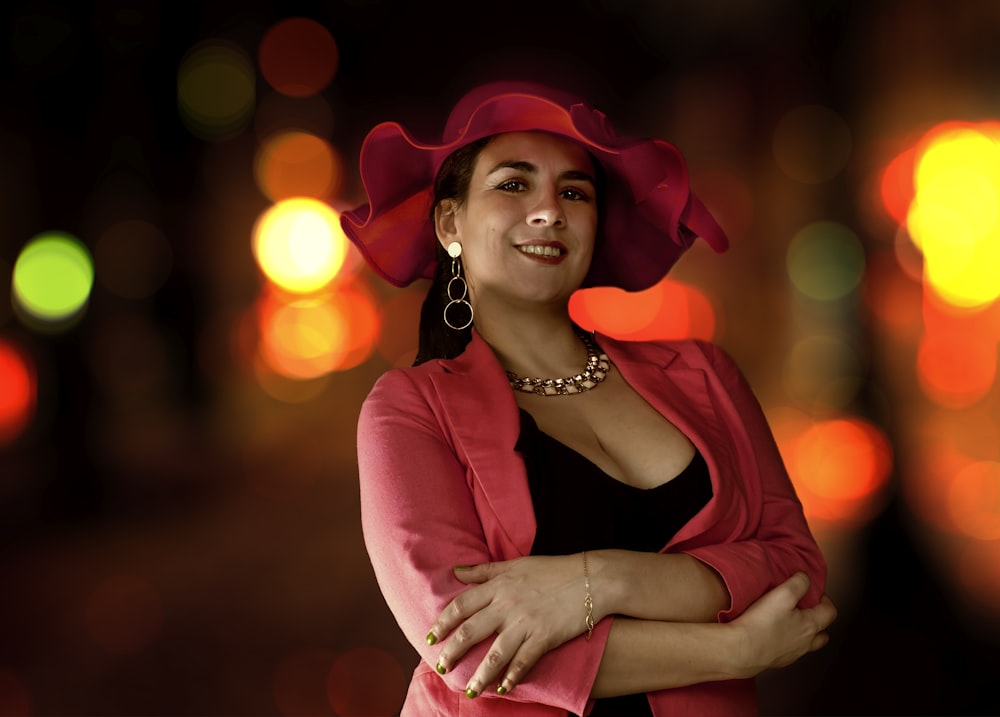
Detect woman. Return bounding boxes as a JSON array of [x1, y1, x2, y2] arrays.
[[343, 81, 836, 716]]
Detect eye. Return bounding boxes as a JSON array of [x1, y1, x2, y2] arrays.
[[496, 179, 527, 192], [561, 187, 591, 202]]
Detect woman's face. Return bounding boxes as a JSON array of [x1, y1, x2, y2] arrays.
[[437, 131, 599, 311]]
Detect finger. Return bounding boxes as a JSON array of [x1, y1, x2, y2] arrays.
[[809, 630, 831, 652], [452, 563, 490, 584], [461, 630, 524, 698], [787, 570, 811, 595], [466, 634, 548, 698], [818, 594, 838, 627], [453, 558, 518, 585], [435, 607, 503, 674], [800, 594, 837, 634], [497, 644, 545, 695], [426, 586, 492, 647], [774, 571, 811, 606]]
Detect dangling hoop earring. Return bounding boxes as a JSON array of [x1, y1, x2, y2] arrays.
[[443, 242, 473, 331]]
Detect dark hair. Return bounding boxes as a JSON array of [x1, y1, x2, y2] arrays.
[[412, 137, 492, 365]]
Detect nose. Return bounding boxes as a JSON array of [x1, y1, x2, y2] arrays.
[[526, 191, 565, 227]]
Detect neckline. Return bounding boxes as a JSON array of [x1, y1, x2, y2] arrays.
[[516, 408, 703, 493]]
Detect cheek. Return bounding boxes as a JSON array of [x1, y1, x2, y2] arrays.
[[576, 211, 599, 248]]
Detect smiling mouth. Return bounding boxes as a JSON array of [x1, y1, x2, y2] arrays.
[[517, 244, 565, 258]]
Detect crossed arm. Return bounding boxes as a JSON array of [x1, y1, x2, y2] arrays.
[[427, 551, 835, 699]]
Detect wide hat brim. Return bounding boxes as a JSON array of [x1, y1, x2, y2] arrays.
[[340, 82, 728, 291]]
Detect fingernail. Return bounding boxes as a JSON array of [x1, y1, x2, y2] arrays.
[[435, 661, 446, 675], [465, 687, 479, 699], [454, 565, 472, 571], [426, 632, 437, 646], [497, 685, 508, 695]]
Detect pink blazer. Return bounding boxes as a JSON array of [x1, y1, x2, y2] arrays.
[[357, 331, 826, 716]]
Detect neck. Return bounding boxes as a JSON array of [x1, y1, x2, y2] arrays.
[[473, 303, 589, 379]]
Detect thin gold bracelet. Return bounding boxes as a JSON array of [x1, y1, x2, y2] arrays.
[[582, 551, 595, 640]]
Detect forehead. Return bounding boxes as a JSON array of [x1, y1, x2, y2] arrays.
[[475, 131, 596, 174]]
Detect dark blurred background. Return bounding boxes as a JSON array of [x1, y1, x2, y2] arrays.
[[2, 0, 1000, 715]]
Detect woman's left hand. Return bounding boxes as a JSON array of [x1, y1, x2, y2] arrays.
[[426, 554, 593, 698]]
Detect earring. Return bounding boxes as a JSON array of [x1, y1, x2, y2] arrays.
[[443, 242, 473, 331]]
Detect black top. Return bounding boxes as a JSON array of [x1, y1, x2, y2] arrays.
[[516, 408, 713, 717]]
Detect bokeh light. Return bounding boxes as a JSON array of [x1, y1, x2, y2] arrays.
[[325, 283, 381, 372], [255, 131, 344, 202], [904, 411, 1000, 532], [255, 283, 380, 380], [177, 39, 256, 141], [94, 219, 173, 300], [258, 18, 338, 98], [780, 415, 893, 525], [947, 460, 1000, 540], [786, 222, 866, 302], [326, 647, 407, 717], [252, 357, 332, 404], [916, 330, 996, 409], [570, 278, 717, 341], [257, 294, 348, 380], [773, 104, 853, 184], [83, 575, 165, 655], [892, 223, 925, 283], [922, 284, 1000, 337], [880, 145, 917, 225], [905, 123, 1000, 308], [0, 339, 37, 446], [252, 198, 349, 294], [12, 231, 94, 326]]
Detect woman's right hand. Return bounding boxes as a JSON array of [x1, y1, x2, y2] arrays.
[[731, 571, 837, 678]]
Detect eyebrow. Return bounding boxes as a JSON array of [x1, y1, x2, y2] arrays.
[[486, 160, 596, 185]]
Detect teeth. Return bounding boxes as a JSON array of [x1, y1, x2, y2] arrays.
[[518, 245, 562, 257]]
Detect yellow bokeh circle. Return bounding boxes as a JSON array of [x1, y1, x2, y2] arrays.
[[252, 198, 348, 293]]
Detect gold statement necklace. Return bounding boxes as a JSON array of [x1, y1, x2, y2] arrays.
[[506, 331, 611, 396]]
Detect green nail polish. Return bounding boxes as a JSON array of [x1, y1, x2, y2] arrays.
[[465, 687, 479, 699], [454, 565, 472, 571], [426, 632, 437, 645], [436, 662, 446, 675], [497, 685, 508, 696]]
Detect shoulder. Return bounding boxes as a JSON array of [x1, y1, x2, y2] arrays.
[[599, 333, 737, 370], [361, 345, 488, 417], [364, 361, 442, 408], [357, 364, 449, 442]]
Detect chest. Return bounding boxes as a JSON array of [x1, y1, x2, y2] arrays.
[[515, 369, 696, 489]]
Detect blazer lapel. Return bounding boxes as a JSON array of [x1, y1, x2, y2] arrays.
[[428, 333, 537, 557], [601, 335, 724, 451], [599, 334, 733, 543]]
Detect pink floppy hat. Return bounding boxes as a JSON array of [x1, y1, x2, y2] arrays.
[[340, 81, 728, 292]]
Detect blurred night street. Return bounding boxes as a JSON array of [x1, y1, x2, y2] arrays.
[[2, 1, 1000, 715]]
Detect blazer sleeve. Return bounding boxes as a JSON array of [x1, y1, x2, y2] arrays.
[[357, 368, 609, 715], [677, 341, 827, 619]]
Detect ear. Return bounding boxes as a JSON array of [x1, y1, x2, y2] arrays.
[[434, 198, 460, 250]]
